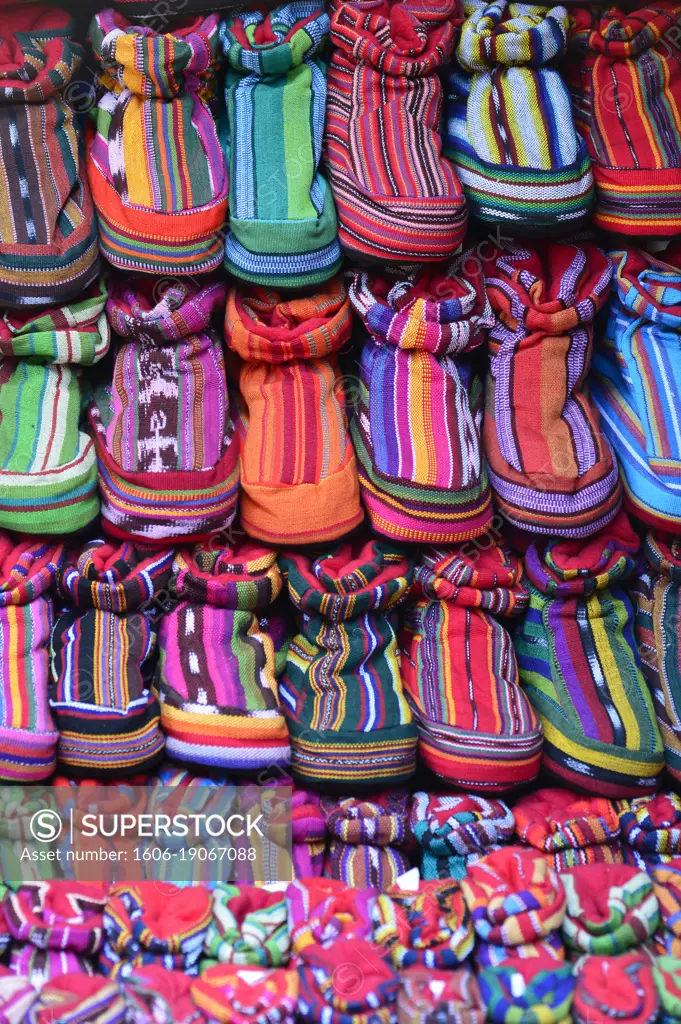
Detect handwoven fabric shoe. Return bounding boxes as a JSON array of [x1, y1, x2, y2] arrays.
[[373, 879, 474, 968], [124, 966, 206, 1024], [591, 249, 681, 532], [515, 512, 665, 797], [484, 242, 620, 537], [567, 3, 681, 236], [201, 884, 289, 970], [25, 975, 126, 1023], [514, 788, 623, 871], [220, 3, 341, 287], [397, 966, 485, 1024], [447, 0, 594, 233], [321, 792, 411, 890], [573, 953, 659, 1024], [225, 279, 362, 545], [49, 539, 171, 776], [280, 539, 417, 788], [479, 957, 575, 1024], [0, 536, 61, 782], [90, 279, 239, 543], [560, 864, 660, 955], [100, 883, 211, 979], [286, 878, 376, 957], [325, 0, 465, 262], [635, 536, 681, 782], [157, 542, 290, 772], [402, 541, 542, 790], [0, 6, 100, 308], [348, 259, 493, 543], [191, 965, 298, 1024], [0, 281, 108, 535], [297, 939, 399, 1024], [618, 793, 681, 869], [87, 9, 228, 275], [409, 793, 515, 880]]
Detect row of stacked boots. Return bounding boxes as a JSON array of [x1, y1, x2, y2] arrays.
[[5, 0, 681, 302], [5, 858, 681, 1021]]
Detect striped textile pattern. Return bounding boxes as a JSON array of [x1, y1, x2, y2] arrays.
[[514, 788, 624, 872], [279, 539, 417, 788], [325, 0, 466, 262], [157, 543, 291, 772], [409, 792, 515, 881], [225, 279, 362, 545], [618, 793, 681, 869], [87, 9, 228, 275], [0, 535, 62, 782], [324, 841, 410, 891], [446, 0, 594, 233], [285, 878, 377, 957], [560, 864, 660, 955], [90, 279, 238, 543], [591, 249, 681, 533], [49, 539, 172, 776], [573, 953, 658, 1024], [123, 966, 201, 1024], [10, 947, 94, 986], [297, 938, 399, 1024], [25, 975, 127, 1024], [0, 280, 109, 535], [567, 3, 681, 236], [651, 862, 681, 957], [479, 959, 575, 1024], [220, 2, 341, 287], [292, 790, 326, 879], [0, 973, 37, 1022], [4, 882, 106, 955], [0, 6, 100, 308], [202, 884, 289, 969], [397, 965, 485, 1024], [373, 879, 475, 968], [515, 512, 665, 797], [634, 535, 681, 783], [348, 258, 493, 543], [484, 242, 621, 537], [321, 792, 411, 890], [191, 964, 299, 1024], [654, 955, 681, 1024], [401, 542, 542, 792]]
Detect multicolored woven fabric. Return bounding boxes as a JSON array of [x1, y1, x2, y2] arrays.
[[402, 540, 542, 791], [484, 242, 620, 536], [573, 953, 659, 1024], [297, 938, 399, 1024], [90, 279, 239, 543], [515, 512, 664, 796], [0, 281, 108, 534], [396, 965, 485, 1024], [651, 861, 681, 957], [591, 249, 681, 532], [321, 792, 411, 890], [567, 4, 681, 235], [292, 789, 326, 879], [225, 279, 362, 545], [0, 6, 100, 308], [514, 788, 624, 872], [202, 884, 289, 970], [191, 964, 298, 1024], [25, 974, 127, 1024], [9, 946, 95, 985], [0, 535, 61, 782], [0, 967, 38, 1023], [561, 864, 660, 955], [286, 878, 376, 956], [157, 542, 290, 772], [446, 1, 594, 232], [87, 9, 228, 274], [618, 794, 681, 869], [479, 957, 575, 1024], [323, 841, 409, 892], [124, 965, 206, 1024], [635, 536, 681, 783], [653, 956, 681, 1024], [373, 879, 474, 968], [220, 3, 341, 287], [100, 883, 211, 979], [348, 259, 493, 543], [280, 539, 417, 788], [409, 792, 515, 881], [325, 0, 466, 261], [4, 882, 107, 954], [49, 539, 171, 776]]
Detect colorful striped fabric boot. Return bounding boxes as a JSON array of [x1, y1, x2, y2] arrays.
[[157, 542, 291, 773], [90, 279, 239, 543], [49, 539, 171, 776], [87, 9, 228, 275], [484, 242, 621, 536], [0, 535, 61, 782], [0, 6, 100, 307], [514, 788, 624, 871], [220, 2, 341, 287], [0, 281, 109, 535], [280, 538, 417, 789], [409, 793, 516, 881], [321, 792, 411, 890], [515, 511, 665, 797], [446, 0, 594, 233], [567, 3, 681, 236], [401, 541, 542, 791], [325, 0, 466, 262], [225, 279, 362, 545], [591, 249, 681, 533], [634, 534, 681, 783], [348, 258, 493, 543]]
